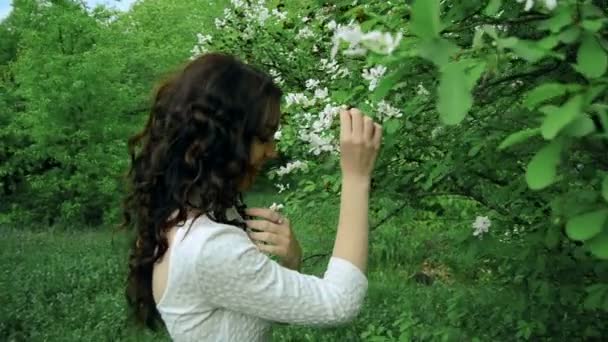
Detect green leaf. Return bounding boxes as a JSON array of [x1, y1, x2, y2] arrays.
[[575, 34, 608, 79], [437, 62, 471, 125], [563, 115, 595, 137], [566, 209, 608, 241], [588, 231, 608, 259], [524, 83, 568, 109], [465, 62, 486, 89], [581, 19, 605, 33], [372, 67, 407, 102], [584, 85, 607, 106], [602, 176, 608, 203], [410, 0, 442, 40], [583, 284, 608, 310], [385, 119, 402, 135], [559, 26, 581, 43], [498, 128, 540, 150], [472, 27, 485, 49], [484, 0, 502, 16], [538, 7, 573, 33], [510, 39, 549, 63], [540, 95, 583, 140], [525, 140, 563, 190], [544, 226, 560, 249], [417, 38, 459, 67]]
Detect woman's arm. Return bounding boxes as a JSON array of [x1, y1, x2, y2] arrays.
[[195, 225, 367, 326]]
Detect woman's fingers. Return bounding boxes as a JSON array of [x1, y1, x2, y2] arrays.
[[254, 242, 285, 257], [350, 108, 363, 139], [363, 115, 375, 142], [245, 208, 283, 224], [248, 231, 286, 246], [373, 123, 383, 149], [340, 110, 352, 141], [245, 219, 281, 234]]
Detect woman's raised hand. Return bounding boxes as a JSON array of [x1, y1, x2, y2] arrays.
[[339, 108, 383, 183]]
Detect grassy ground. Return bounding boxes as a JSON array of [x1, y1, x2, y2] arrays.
[[0, 186, 482, 341]]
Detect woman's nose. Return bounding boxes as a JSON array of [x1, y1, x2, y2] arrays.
[[267, 143, 278, 159]]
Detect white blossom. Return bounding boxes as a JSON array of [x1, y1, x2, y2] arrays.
[[296, 27, 315, 39], [269, 202, 284, 211], [314, 87, 329, 100], [274, 129, 282, 140], [271, 8, 288, 21], [376, 100, 403, 121], [276, 161, 308, 177], [431, 126, 443, 139], [472, 216, 491, 237], [319, 58, 350, 80], [331, 24, 402, 59], [326, 20, 337, 31], [305, 79, 320, 90], [230, 0, 245, 7], [417, 83, 430, 96], [269, 68, 284, 86], [275, 183, 290, 193], [516, 0, 557, 11], [285, 93, 315, 108], [215, 18, 227, 28], [302, 132, 336, 155], [362, 65, 387, 91]]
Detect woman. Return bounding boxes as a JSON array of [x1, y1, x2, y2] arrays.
[[122, 53, 383, 341]]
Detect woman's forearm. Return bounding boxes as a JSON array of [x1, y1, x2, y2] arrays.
[[331, 176, 370, 274]]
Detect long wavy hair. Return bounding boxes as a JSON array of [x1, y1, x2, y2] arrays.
[[120, 53, 282, 331]]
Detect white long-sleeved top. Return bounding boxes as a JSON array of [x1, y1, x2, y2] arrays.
[[156, 210, 369, 342]]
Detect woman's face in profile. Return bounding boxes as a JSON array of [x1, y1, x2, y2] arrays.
[[239, 137, 278, 190]]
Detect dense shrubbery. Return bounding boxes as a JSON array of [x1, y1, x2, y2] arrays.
[[2, 0, 608, 340]]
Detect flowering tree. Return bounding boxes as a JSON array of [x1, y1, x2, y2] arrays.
[[190, 0, 608, 338]]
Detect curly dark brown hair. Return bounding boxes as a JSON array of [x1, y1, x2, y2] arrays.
[[120, 53, 282, 331]]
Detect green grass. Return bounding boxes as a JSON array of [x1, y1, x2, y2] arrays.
[[0, 187, 512, 341]]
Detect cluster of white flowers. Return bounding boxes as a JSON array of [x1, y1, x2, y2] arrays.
[[362, 65, 387, 91], [297, 103, 345, 155], [376, 100, 403, 121], [326, 20, 337, 31], [296, 27, 315, 39], [430, 126, 444, 139], [319, 58, 351, 80], [269, 68, 284, 86], [285, 80, 330, 109], [305, 79, 320, 89], [472, 216, 492, 237], [331, 23, 403, 59], [516, 0, 557, 11], [190, 33, 213, 58], [275, 183, 290, 193], [301, 132, 336, 155], [314, 87, 329, 100], [417, 83, 430, 96], [285, 93, 316, 108], [215, 0, 288, 34], [269, 202, 284, 211], [276, 160, 308, 177]]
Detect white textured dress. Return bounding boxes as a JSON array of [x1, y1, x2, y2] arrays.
[[156, 210, 369, 341]]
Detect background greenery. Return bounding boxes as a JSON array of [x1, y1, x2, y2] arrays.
[[1, 0, 608, 341]]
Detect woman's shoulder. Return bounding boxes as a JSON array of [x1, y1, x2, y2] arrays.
[[184, 216, 251, 253]]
